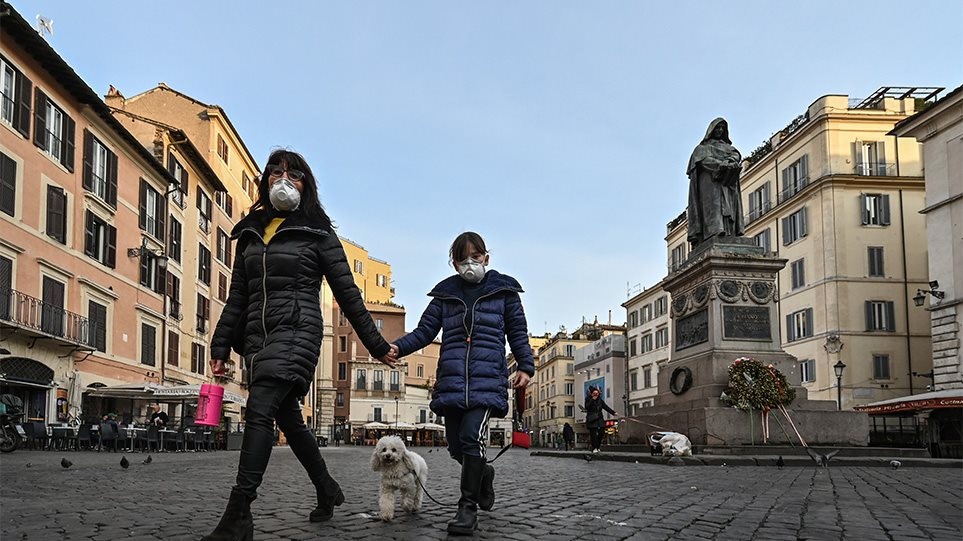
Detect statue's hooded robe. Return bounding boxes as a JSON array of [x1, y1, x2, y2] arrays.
[[686, 118, 744, 245]]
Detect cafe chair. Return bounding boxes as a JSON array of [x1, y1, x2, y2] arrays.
[[98, 423, 120, 452]]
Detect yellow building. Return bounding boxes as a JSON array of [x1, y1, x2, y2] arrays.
[[667, 88, 941, 410], [339, 236, 393, 304]]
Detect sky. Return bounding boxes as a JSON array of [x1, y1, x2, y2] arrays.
[[13, 0, 962, 335]]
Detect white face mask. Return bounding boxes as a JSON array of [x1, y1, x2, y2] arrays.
[[269, 178, 301, 212], [457, 258, 486, 283]]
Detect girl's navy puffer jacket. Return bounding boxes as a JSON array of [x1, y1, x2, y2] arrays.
[[211, 211, 390, 396], [395, 270, 535, 418]]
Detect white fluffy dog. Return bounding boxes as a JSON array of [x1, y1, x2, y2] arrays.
[[370, 435, 428, 521]]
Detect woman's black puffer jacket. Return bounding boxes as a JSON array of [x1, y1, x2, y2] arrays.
[[210, 211, 390, 396]]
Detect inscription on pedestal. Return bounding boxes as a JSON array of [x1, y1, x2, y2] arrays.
[[675, 309, 708, 351], [723, 305, 771, 340]]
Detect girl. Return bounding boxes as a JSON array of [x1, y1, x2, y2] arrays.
[[584, 386, 616, 453], [391, 232, 534, 535], [205, 149, 396, 541]]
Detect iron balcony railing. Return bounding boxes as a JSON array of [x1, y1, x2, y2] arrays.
[[856, 162, 895, 176], [0, 288, 95, 348]]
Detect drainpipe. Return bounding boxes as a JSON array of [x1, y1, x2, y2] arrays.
[[898, 188, 914, 396]]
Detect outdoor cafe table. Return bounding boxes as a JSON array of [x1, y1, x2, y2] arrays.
[[118, 426, 146, 451], [159, 429, 177, 451]]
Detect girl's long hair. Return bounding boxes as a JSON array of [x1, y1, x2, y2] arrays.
[[250, 149, 333, 231]]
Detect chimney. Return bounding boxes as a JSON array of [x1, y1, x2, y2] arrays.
[[104, 85, 125, 108], [608, 310, 612, 325]]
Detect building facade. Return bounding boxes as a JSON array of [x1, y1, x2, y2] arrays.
[[623, 283, 670, 413], [573, 333, 627, 444]]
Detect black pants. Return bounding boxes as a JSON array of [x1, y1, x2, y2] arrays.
[[234, 379, 330, 499], [589, 428, 603, 451], [444, 407, 491, 460]]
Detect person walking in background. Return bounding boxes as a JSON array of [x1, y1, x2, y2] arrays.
[[204, 149, 397, 541], [563, 422, 575, 451], [584, 387, 616, 454], [390, 232, 534, 536]]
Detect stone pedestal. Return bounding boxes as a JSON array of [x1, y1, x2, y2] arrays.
[[620, 237, 869, 446]]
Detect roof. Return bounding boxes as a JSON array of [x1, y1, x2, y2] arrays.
[[889, 84, 963, 136], [853, 389, 963, 415], [0, 6, 178, 188]]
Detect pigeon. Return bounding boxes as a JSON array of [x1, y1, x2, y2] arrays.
[[584, 453, 593, 462], [60, 458, 72, 469], [776, 456, 785, 469], [805, 448, 840, 467], [889, 460, 901, 470], [143, 454, 152, 465], [120, 456, 130, 470], [427, 449, 432, 453], [25, 462, 32, 468]]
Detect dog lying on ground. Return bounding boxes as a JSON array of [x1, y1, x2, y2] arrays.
[[370, 435, 428, 521]]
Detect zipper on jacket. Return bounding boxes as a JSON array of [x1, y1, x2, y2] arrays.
[[458, 289, 504, 409]]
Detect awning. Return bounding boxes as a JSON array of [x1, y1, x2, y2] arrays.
[[363, 422, 390, 429], [854, 389, 963, 414], [85, 383, 246, 407], [414, 422, 445, 431], [0, 377, 55, 390], [153, 384, 247, 406]]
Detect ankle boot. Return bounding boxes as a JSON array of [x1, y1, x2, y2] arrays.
[[447, 455, 484, 535], [285, 427, 346, 522], [201, 488, 254, 541], [309, 474, 345, 522], [478, 462, 495, 511]]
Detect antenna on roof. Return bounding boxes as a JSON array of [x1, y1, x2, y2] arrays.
[[36, 14, 53, 38]]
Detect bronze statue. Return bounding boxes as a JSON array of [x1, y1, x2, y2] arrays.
[[686, 118, 744, 246]]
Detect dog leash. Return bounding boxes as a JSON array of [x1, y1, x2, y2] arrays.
[[407, 469, 456, 508]]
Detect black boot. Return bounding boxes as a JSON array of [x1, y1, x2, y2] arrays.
[[201, 488, 254, 541], [309, 474, 345, 522], [478, 463, 495, 511], [286, 429, 344, 523], [447, 455, 484, 535]]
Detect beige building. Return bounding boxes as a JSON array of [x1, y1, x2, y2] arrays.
[[573, 333, 627, 445], [510, 334, 549, 435], [341, 236, 393, 304], [623, 283, 670, 413], [666, 88, 941, 410]]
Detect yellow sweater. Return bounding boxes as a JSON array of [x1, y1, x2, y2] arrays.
[[263, 217, 285, 244]]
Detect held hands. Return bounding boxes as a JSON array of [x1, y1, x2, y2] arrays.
[[377, 343, 400, 369], [512, 372, 531, 389], [209, 358, 227, 376]]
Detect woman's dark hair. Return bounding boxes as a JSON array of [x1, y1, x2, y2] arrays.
[[449, 231, 487, 263], [250, 149, 333, 231]]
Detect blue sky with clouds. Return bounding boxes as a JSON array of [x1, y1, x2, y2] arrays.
[[16, 0, 961, 335]]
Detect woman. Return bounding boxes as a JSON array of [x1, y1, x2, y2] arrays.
[[204, 149, 396, 541], [584, 387, 616, 453], [390, 232, 534, 535]]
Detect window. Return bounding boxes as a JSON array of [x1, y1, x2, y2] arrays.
[[168, 218, 182, 264], [566, 363, 573, 375], [654, 296, 667, 317], [46, 185, 67, 244], [198, 244, 211, 285], [196, 293, 210, 333], [872, 354, 891, 380], [373, 407, 382, 422], [83, 130, 117, 206], [40, 276, 65, 336], [390, 371, 400, 391], [565, 345, 576, 356], [216, 135, 229, 164], [338, 362, 347, 380], [87, 300, 107, 353], [670, 244, 687, 271], [141, 323, 157, 366], [782, 207, 808, 246], [865, 301, 895, 332], [629, 338, 637, 356], [139, 251, 164, 294], [34, 90, 75, 171], [628, 310, 638, 328], [786, 308, 813, 342], [191, 342, 206, 375], [83, 211, 117, 268], [655, 327, 669, 348], [356, 368, 366, 390], [339, 336, 347, 352], [0, 151, 15, 216], [216, 228, 231, 265], [630, 371, 638, 391], [242, 171, 252, 199], [800, 359, 815, 383], [790, 259, 805, 290], [374, 318, 383, 332], [196, 190, 212, 233], [753, 228, 771, 253], [376, 274, 388, 287], [860, 194, 891, 226], [139, 179, 165, 239], [167, 330, 178, 366], [641, 333, 653, 353], [416, 364, 424, 378], [0, 54, 31, 137], [855, 141, 888, 176], [780, 155, 808, 202], [353, 259, 363, 273], [747, 182, 771, 223], [217, 273, 228, 302], [338, 310, 347, 326], [167, 153, 188, 208], [215, 191, 233, 218], [564, 405, 574, 417], [641, 304, 653, 323], [643, 368, 652, 388], [868, 247, 885, 277], [565, 382, 573, 395], [336, 393, 344, 407], [166, 273, 180, 320], [373, 369, 384, 391]]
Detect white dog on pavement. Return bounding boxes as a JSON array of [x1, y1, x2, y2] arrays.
[[370, 435, 428, 521]]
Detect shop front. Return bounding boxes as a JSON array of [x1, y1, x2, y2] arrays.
[[0, 357, 56, 422], [854, 389, 963, 459]]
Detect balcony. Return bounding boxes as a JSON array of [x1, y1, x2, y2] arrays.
[[0, 288, 95, 352], [777, 178, 809, 204], [373, 380, 384, 391], [744, 201, 772, 225], [855, 162, 895, 177]]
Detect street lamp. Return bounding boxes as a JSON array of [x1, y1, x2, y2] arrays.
[[833, 360, 846, 411], [914, 280, 946, 307]]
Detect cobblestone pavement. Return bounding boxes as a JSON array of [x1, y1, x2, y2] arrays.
[[1, 446, 961, 540]]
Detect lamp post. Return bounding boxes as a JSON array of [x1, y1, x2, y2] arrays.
[[833, 360, 846, 411], [394, 396, 399, 431]]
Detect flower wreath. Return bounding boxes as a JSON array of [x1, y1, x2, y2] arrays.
[[722, 357, 796, 412]]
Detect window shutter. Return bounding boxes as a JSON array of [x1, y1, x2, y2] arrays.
[[139, 179, 147, 231], [763, 182, 771, 211], [82, 130, 93, 191], [800, 207, 808, 237], [84, 212, 95, 258], [47, 186, 66, 243], [14, 72, 31, 138], [853, 141, 863, 174], [156, 194, 166, 244], [781, 166, 790, 196], [196, 189, 202, 212], [782, 216, 791, 246], [106, 224, 116, 268], [33, 87, 47, 149], [153, 263, 165, 295], [880, 194, 891, 225], [0, 153, 14, 216], [865, 301, 873, 331], [140, 248, 149, 284], [805, 308, 813, 337], [167, 153, 175, 175], [62, 115, 75, 172], [786, 314, 794, 342], [800, 155, 809, 185], [106, 150, 118, 207], [859, 194, 869, 225], [226, 194, 233, 218], [886, 301, 895, 332], [181, 169, 189, 198], [226, 236, 232, 265], [876, 142, 886, 175]]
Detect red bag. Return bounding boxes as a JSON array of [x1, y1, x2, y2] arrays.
[[511, 391, 530, 449]]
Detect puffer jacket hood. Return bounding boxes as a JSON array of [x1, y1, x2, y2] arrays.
[[394, 270, 535, 418], [211, 209, 389, 396]]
